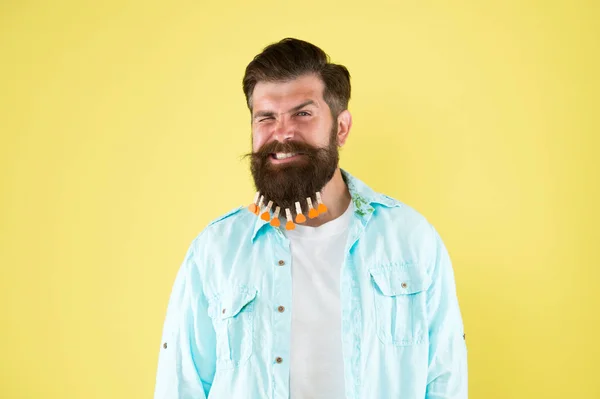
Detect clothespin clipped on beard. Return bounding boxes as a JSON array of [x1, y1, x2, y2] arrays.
[[269, 206, 281, 228], [261, 201, 273, 222], [285, 208, 295, 231], [316, 191, 328, 214], [247, 191, 328, 231], [307, 197, 319, 219], [295, 201, 306, 224], [248, 192, 261, 215]]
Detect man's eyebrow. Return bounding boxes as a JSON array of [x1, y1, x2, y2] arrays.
[[253, 100, 317, 120], [253, 110, 276, 119], [288, 100, 316, 113]]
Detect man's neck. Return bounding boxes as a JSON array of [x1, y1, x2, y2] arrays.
[[304, 168, 352, 228]]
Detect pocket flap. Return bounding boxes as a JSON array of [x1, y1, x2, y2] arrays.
[[217, 288, 258, 320], [369, 267, 430, 296]]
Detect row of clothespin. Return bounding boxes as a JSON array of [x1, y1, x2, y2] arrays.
[[248, 192, 328, 230]]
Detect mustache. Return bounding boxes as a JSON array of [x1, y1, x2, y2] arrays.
[[242, 140, 328, 161]]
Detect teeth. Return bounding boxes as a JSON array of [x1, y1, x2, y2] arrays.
[[274, 152, 298, 160]]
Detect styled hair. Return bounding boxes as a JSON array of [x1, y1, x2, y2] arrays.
[[242, 38, 351, 117]]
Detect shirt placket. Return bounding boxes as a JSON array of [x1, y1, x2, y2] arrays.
[[340, 199, 373, 399], [271, 232, 293, 399], [340, 219, 366, 399]]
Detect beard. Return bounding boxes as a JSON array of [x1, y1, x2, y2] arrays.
[[248, 126, 339, 214]]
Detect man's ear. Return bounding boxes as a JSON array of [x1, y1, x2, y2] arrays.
[[336, 110, 352, 147]]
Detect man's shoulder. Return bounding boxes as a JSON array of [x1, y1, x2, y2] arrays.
[[206, 204, 257, 230], [206, 205, 247, 227], [370, 191, 438, 243], [192, 204, 255, 245], [368, 193, 440, 266], [371, 192, 431, 229], [345, 170, 430, 230]]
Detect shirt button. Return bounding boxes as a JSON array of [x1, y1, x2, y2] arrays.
[[401, 282, 408, 289], [277, 306, 285, 313], [163, 342, 167, 349], [278, 260, 285, 266], [275, 357, 283, 364]]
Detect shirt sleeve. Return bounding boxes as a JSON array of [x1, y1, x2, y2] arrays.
[[153, 239, 217, 399], [425, 225, 468, 399]]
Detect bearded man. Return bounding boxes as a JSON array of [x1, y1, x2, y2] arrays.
[[154, 38, 468, 399]]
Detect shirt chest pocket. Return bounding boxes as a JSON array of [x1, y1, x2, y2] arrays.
[[369, 266, 431, 346], [208, 287, 257, 369]]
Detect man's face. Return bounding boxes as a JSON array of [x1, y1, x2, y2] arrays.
[[249, 74, 340, 213]]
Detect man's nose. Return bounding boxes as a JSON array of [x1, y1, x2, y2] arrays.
[[272, 118, 294, 142]]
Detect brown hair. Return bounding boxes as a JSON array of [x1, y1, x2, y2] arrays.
[[242, 38, 351, 117]]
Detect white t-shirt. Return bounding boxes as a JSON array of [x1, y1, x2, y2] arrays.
[[285, 201, 354, 399]]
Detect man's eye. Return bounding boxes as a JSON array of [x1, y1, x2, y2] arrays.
[[259, 117, 274, 122], [296, 111, 310, 117]]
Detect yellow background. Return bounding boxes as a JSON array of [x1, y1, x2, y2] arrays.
[[1, 1, 598, 398]]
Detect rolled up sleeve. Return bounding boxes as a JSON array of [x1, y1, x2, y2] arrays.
[[425, 225, 468, 399], [154, 239, 216, 399]]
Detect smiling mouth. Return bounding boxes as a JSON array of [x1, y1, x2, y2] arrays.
[[270, 152, 304, 160]]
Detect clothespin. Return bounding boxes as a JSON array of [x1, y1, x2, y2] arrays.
[[285, 208, 296, 230], [307, 197, 319, 219], [295, 201, 307, 224], [316, 192, 328, 214], [248, 192, 260, 215], [257, 195, 265, 215], [261, 200, 273, 221], [270, 206, 281, 227]]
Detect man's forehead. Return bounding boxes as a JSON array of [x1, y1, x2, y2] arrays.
[[252, 75, 325, 109]]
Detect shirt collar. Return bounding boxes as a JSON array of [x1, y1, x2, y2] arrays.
[[251, 168, 400, 242]]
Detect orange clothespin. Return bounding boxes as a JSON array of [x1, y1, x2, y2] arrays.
[[270, 206, 281, 227], [285, 208, 296, 231], [256, 195, 265, 216], [307, 197, 319, 219], [248, 192, 260, 215], [295, 201, 307, 224], [316, 192, 328, 214], [261, 200, 273, 221]]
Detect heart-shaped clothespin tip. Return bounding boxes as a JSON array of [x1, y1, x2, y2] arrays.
[[285, 208, 296, 230], [256, 195, 265, 215], [316, 191, 328, 214], [294, 201, 306, 223], [307, 197, 319, 219], [270, 206, 281, 227], [261, 200, 273, 221], [248, 192, 260, 214]]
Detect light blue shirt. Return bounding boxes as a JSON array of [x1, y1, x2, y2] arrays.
[[154, 170, 468, 399]]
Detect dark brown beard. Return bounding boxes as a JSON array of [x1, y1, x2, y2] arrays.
[[248, 126, 339, 213]]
